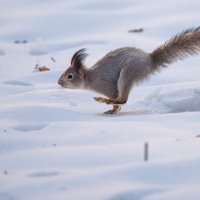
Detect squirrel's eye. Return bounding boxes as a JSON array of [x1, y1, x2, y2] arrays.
[[67, 74, 73, 80]]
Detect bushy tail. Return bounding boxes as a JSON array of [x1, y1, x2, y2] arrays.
[[151, 27, 200, 68]]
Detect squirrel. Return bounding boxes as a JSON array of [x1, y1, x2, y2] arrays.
[[58, 27, 200, 114]]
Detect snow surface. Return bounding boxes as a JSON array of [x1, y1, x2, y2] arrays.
[[0, 0, 200, 200]]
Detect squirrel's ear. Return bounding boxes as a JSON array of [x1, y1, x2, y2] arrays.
[[71, 48, 88, 72], [79, 66, 86, 80]]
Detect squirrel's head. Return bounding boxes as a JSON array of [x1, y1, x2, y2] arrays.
[[58, 48, 88, 89]]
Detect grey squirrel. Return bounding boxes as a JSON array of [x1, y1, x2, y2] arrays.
[[58, 27, 200, 114]]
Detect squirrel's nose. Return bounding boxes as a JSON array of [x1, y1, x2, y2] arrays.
[[58, 78, 64, 86]]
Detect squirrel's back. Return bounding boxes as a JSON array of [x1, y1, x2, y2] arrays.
[[92, 47, 148, 69], [89, 47, 152, 83]]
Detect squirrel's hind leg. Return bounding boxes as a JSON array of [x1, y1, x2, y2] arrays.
[[93, 97, 121, 114], [97, 67, 133, 105], [115, 66, 133, 103], [104, 104, 121, 114]]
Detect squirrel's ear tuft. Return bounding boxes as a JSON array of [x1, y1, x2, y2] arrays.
[[71, 48, 88, 70]]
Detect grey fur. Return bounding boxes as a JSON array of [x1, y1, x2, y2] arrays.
[[58, 27, 200, 114], [151, 27, 200, 68]]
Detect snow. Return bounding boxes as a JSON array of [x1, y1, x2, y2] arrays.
[[0, 0, 200, 199]]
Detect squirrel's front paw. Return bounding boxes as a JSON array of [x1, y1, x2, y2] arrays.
[[94, 97, 103, 102], [94, 97, 111, 104]]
